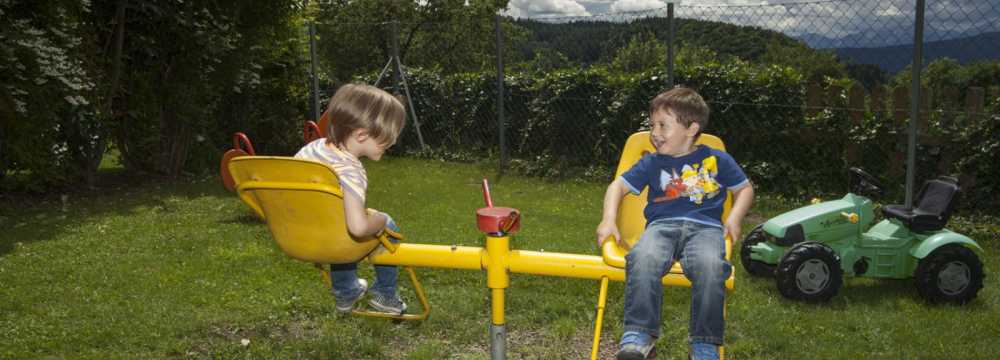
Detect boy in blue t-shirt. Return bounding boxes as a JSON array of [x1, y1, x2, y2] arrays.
[[596, 87, 754, 360]]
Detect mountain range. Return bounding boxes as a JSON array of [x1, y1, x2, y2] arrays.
[[800, 31, 1000, 73]]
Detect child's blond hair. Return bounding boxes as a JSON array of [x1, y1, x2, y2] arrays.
[[649, 86, 709, 134], [325, 83, 406, 147]]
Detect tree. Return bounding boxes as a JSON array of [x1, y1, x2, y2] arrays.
[[759, 39, 845, 83], [0, 0, 101, 187], [610, 32, 666, 74], [315, 0, 513, 83], [1, 0, 308, 188], [525, 48, 573, 72], [844, 63, 888, 90]]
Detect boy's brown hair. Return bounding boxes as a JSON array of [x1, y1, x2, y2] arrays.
[[649, 86, 709, 134], [325, 83, 406, 147]]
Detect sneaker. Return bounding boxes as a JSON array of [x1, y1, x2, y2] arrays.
[[334, 279, 368, 313], [368, 292, 407, 315], [617, 331, 656, 360], [690, 342, 719, 360]]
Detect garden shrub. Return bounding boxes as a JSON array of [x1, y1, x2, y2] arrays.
[[373, 62, 997, 211]]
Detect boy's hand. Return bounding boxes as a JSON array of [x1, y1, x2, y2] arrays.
[[596, 220, 621, 248], [723, 220, 741, 243]]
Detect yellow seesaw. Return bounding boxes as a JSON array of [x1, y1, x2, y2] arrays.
[[227, 131, 734, 359]]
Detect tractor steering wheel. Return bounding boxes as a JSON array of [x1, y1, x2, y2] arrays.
[[848, 167, 884, 199]]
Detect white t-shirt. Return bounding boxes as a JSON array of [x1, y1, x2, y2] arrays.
[[294, 138, 368, 202]]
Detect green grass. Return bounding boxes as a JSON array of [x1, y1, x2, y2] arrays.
[[1, 157, 998, 359]]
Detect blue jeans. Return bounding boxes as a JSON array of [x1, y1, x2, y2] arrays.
[[623, 219, 731, 345], [330, 238, 399, 301]]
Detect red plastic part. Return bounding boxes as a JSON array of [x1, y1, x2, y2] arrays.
[[476, 206, 520, 235], [477, 178, 520, 234], [304, 121, 321, 143], [221, 132, 256, 192], [317, 110, 330, 138], [482, 178, 494, 208], [233, 132, 256, 155], [220, 148, 249, 192]]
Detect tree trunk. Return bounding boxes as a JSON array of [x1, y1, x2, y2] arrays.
[[156, 60, 191, 178], [0, 87, 13, 181], [83, 0, 128, 186]]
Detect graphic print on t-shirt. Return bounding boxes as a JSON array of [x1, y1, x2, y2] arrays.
[[652, 155, 721, 204]]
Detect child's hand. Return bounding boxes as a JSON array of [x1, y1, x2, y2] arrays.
[[596, 220, 621, 248], [383, 212, 400, 233], [723, 220, 741, 243]]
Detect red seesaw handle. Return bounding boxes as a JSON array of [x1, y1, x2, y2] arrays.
[[233, 132, 256, 155], [482, 178, 494, 208], [500, 211, 519, 234], [304, 121, 321, 143]]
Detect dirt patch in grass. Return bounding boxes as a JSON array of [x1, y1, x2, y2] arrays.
[[183, 317, 324, 356]]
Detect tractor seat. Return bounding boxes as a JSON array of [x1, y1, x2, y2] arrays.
[[882, 177, 959, 233]]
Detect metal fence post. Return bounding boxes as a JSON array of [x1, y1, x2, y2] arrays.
[[391, 20, 401, 96], [906, 0, 925, 208], [666, 2, 675, 89], [307, 11, 320, 121], [496, 13, 506, 175]]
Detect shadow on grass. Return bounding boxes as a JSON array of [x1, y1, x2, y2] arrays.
[[836, 277, 917, 305], [0, 168, 237, 257], [220, 212, 264, 225]]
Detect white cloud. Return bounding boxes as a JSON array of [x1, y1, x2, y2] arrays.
[[504, 0, 591, 19], [609, 0, 666, 13], [504, 0, 997, 47], [875, 4, 903, 17]]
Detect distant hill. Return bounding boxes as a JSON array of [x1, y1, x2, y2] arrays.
[[513, 17, 805, 65], [832, 31, 1000, 74]]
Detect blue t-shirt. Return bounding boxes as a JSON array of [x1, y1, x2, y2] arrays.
[[620, 145, 749, 228]]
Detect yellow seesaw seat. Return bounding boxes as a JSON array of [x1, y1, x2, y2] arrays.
[[228, 156, 430, 320], [600, 131, 734, 274], [590, 131, 734, 360]]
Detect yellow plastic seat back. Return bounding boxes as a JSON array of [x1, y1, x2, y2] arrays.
[[604, 132, 733, 266], [229, 155, 340, 218], [229, 156, 380, 264]]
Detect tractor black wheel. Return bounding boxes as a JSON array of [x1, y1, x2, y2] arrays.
[[775, 242, 843, 302], [914, 244, 985, 305], [740, 224, 776, 277]]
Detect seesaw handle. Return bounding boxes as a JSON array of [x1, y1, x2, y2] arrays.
[[233, 132, 256, 155], [482, 178, 494, 208]]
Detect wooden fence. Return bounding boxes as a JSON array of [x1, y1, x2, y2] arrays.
[[804, 83, 994, 193]]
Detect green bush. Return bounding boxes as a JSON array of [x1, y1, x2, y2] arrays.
[[375, 62, 998, 211]]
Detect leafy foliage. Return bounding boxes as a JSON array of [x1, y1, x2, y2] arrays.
[[380, 60, 999, 210], [609, 32, 666, 74], [0, 0, 100, 188], [315, 0, 515, 82], [2, 0, 309, 190], [516, 17, 808, 70]]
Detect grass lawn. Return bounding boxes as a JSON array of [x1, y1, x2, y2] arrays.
[[1, 157, 998, 359]]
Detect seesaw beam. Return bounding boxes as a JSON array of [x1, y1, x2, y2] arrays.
[[370, 242, 729, 288]]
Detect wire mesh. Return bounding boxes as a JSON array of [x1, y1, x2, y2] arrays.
[[670, 0, 1000, 209], [311, 0, 1000, 210]]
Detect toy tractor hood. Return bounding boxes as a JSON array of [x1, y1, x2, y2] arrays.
[[762, 195, 859, 246]]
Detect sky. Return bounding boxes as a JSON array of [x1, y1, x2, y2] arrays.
[[502, 0, 1000, 48]]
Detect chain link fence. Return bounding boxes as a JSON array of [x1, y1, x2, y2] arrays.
[[313, 16, 503, 161], [313, 0, 1000, 210]]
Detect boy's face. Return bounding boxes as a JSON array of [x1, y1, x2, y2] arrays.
[[649, 109, 699, 156]]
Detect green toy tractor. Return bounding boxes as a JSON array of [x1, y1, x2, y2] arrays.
[[741, 168, 985, 304]]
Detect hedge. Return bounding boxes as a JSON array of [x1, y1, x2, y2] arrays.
[[376, 63, 999, 211]]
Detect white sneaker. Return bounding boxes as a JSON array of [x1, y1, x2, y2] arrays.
[[334, 279, 368, 312], [368, 292, 407, 315]]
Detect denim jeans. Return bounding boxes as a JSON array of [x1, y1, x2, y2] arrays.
[[330, 237, 399, 301], [623, 219, 731, 345]]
